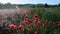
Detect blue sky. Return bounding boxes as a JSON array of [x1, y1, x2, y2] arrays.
[[0, 0, 60, 5]]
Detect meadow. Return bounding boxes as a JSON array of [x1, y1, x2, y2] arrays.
[[0, 5, 60, 34]]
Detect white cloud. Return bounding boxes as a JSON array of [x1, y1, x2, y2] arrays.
[[0, 0, 60, 4], [0, 0, 22, 4]]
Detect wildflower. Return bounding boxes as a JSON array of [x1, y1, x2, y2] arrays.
[[57, 21, 60, 26], [34, 14, 38, 18], [33, 14, 38, 23], [55, 21, 60, 26], [13, 25, 17, 29], [17, 25, 24, 31], [57, 23, 60, 26], [23, 18, 29, 23], [37, 19, 41, 25], [8, 24, 17, 29], [33, 17, 37, 22], [34, 31, 38, 34]]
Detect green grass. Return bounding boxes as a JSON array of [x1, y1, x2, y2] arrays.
[[30, 7, 60, 22]]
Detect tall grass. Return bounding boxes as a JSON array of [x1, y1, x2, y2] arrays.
[[30, 7, 60, 22]]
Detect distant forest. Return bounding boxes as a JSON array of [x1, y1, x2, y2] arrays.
[[0, 3, 60, 9]]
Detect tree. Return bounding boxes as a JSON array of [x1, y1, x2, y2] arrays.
[[0, 2, 4, 9], [4, 3, 15, 8], [45, 3, 48, 8], [58, 3, 60, 6]]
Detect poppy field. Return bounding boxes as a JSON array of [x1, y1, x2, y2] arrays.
[[0, 7, 60, 34]]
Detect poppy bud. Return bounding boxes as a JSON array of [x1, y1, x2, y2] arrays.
[[17, 25, 24, 31]]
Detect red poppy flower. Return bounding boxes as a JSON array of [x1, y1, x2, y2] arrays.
[[57, 23, 60, 26], [8, 24, 13, 28], [23, 18, 29, 23], [33, 17, 37, 23], [55, 22, 60, 26], [57, 21, 60, 26], [8, 24, 17, 29], [37, 19, 41, 24], [34, 14, 38, 18], [34, 31, 38, 34], [13, 25, 17, 29], [52, 22, 59, 26], [17, 25, 24, 31]]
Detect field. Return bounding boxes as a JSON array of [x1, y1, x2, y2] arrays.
[[0, 7, 60, 34]]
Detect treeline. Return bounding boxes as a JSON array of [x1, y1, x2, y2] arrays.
[[0, 2, 60, 9], [29, 3, 60, 8], [0, 3, 16, 9]]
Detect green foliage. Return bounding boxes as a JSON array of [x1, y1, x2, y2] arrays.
[[30, 7, 60, 22]]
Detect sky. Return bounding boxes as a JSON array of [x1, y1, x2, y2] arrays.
[[0, 0, 60, 5]]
